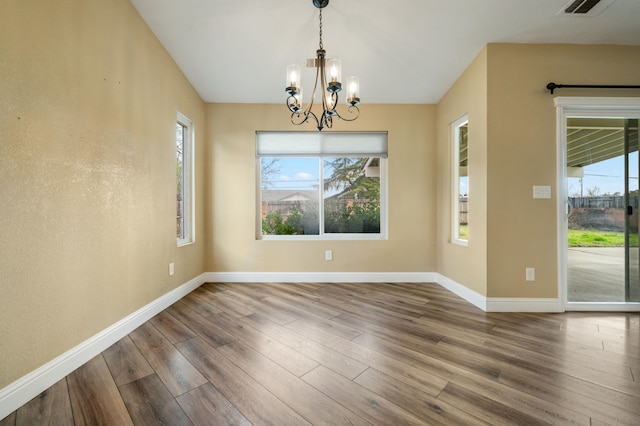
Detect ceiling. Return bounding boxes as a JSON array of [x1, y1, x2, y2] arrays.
[[129, 0, 640, 104], [567, 118, 639, 168]]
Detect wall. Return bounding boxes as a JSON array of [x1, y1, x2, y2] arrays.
[[436, 47, 488, 296], [435, 43, 640, 300], [485, 43, 640, 298], [0, 0, 206, 388], [206, 103, 437, 274]]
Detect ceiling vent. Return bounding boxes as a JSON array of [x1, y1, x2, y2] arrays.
[[558, 0, 615, 16]]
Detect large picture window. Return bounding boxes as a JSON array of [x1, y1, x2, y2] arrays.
[[451, 115, 469, 245], [257, 132, 387, 240], [176, 112, 194, 245]]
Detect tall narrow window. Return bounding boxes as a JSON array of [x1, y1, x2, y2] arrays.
[[257, 132, 387, 240], [176, 112, 194, 245], [452, 115, 469, 245]]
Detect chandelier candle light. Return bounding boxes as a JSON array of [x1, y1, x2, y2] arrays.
[[285, 0, 360, 131]]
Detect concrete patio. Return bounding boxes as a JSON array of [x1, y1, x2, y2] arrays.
[[568, 247, 640, 302]]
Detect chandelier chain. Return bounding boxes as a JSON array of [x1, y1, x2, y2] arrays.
[[318, 8, 323, 50]]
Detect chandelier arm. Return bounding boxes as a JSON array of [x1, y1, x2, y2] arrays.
[[333, 105, 360, 122], [308, 110, 321, 130], [290, 110, 308, 125], [286, 94, 301, 113], [319, 52, 332, 115], [318, 110, 332, 131], [291, 109, 319, 129], [329, 91, 338, 114], [301, 49, 324, 120], [324, 112, 333, 129]]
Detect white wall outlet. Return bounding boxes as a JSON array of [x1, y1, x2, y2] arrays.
[[525, 267, 535, 281], [169, 262, 175, 276], [325, 250, 333, 261]]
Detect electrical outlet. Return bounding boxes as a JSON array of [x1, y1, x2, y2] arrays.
[[525, 267, 535, 281], [169, 262, 175, 276], [325, 250, 333, 261]]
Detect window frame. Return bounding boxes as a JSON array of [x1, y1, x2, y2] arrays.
[[176, 111, 195, 246], [451, 114, 469, 246], [256, 132, 388, 241]]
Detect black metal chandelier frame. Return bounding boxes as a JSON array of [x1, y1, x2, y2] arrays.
[[285, 0, 360, 131]]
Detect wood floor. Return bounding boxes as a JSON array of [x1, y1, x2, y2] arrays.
[[2, 282, 640, 425]]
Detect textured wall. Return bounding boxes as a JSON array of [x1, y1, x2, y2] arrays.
[[485, 43, 640, 298], [436, 43, 640, 299], [205, 103, 437, 274], [436, 47, 488, 296], [0, 0, 206, 387]]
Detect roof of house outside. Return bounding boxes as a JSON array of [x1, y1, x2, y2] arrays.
[[261, 190, 317, 202]]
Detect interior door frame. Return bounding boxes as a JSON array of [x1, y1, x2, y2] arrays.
[[555, 97, 640, 311]]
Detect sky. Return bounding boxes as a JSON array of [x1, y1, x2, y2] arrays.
[[262, 157, 373, 198], [261, 153, 637, 199], [568, 152, 638, 197], [264, 157, 319, 191]]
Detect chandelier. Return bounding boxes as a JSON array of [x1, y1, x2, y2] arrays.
[[285, 0, 360, 131]]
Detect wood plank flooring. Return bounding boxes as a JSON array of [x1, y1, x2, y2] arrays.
[[2, 281, 640, 425]]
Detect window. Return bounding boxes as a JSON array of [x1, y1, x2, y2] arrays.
[[176, 112, 194, 245], [452, 115, 469, 245], [257, 132, 387, 240]]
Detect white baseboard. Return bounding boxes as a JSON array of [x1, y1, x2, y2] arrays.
[[0, 273, 206, 421], [435, 274, 562, 312], [203, 271, 439, 283], [205, 271, 563, 312], [435, 274, 487, 311], [486, 297, 563, 312]]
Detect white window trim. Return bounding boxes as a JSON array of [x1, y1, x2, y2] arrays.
[[177, 111, 195, 246], [256, 132, 388, 241], [451, 114, 469, 246]]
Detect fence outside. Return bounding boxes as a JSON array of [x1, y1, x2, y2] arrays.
[[568, 195, 635, 209], [262, 196, 639, 231], [459, 197, 468, 225], [569, 195, 639, 232], [262, 199, 378, 218], [176, 193, 183, 238], [454, 196, 640, 230]]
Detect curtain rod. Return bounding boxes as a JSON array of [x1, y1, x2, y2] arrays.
[[546, 82, 640, 94]]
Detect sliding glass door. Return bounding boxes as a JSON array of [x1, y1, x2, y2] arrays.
[[564, 112, 640, 306], [625, 119, 640, 302]]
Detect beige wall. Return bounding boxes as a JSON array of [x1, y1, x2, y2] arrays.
[[485, 43, 640, 298], [0, 0, 206, 387], [436, 43, 640, 299], [3, 0, 639, 399], [206, 103, 437, 274], [436, 47, 489, 296]]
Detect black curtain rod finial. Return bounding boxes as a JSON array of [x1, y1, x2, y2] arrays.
[[546, 82, 560, 94]]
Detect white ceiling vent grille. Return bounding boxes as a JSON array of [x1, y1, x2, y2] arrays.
[[558, 0, 615, 16]]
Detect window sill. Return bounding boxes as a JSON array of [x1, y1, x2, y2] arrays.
[[177, 239, 195, 247], [259, 233, 387, 241], [451, 239, 468, 247]]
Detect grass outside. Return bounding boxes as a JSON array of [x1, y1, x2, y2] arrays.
[[458, 226, 637, 247], [459, 225, 468, 240], [568, 229, 639, 247]]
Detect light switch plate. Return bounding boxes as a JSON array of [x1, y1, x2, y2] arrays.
[[533, 186, 551, 199]]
